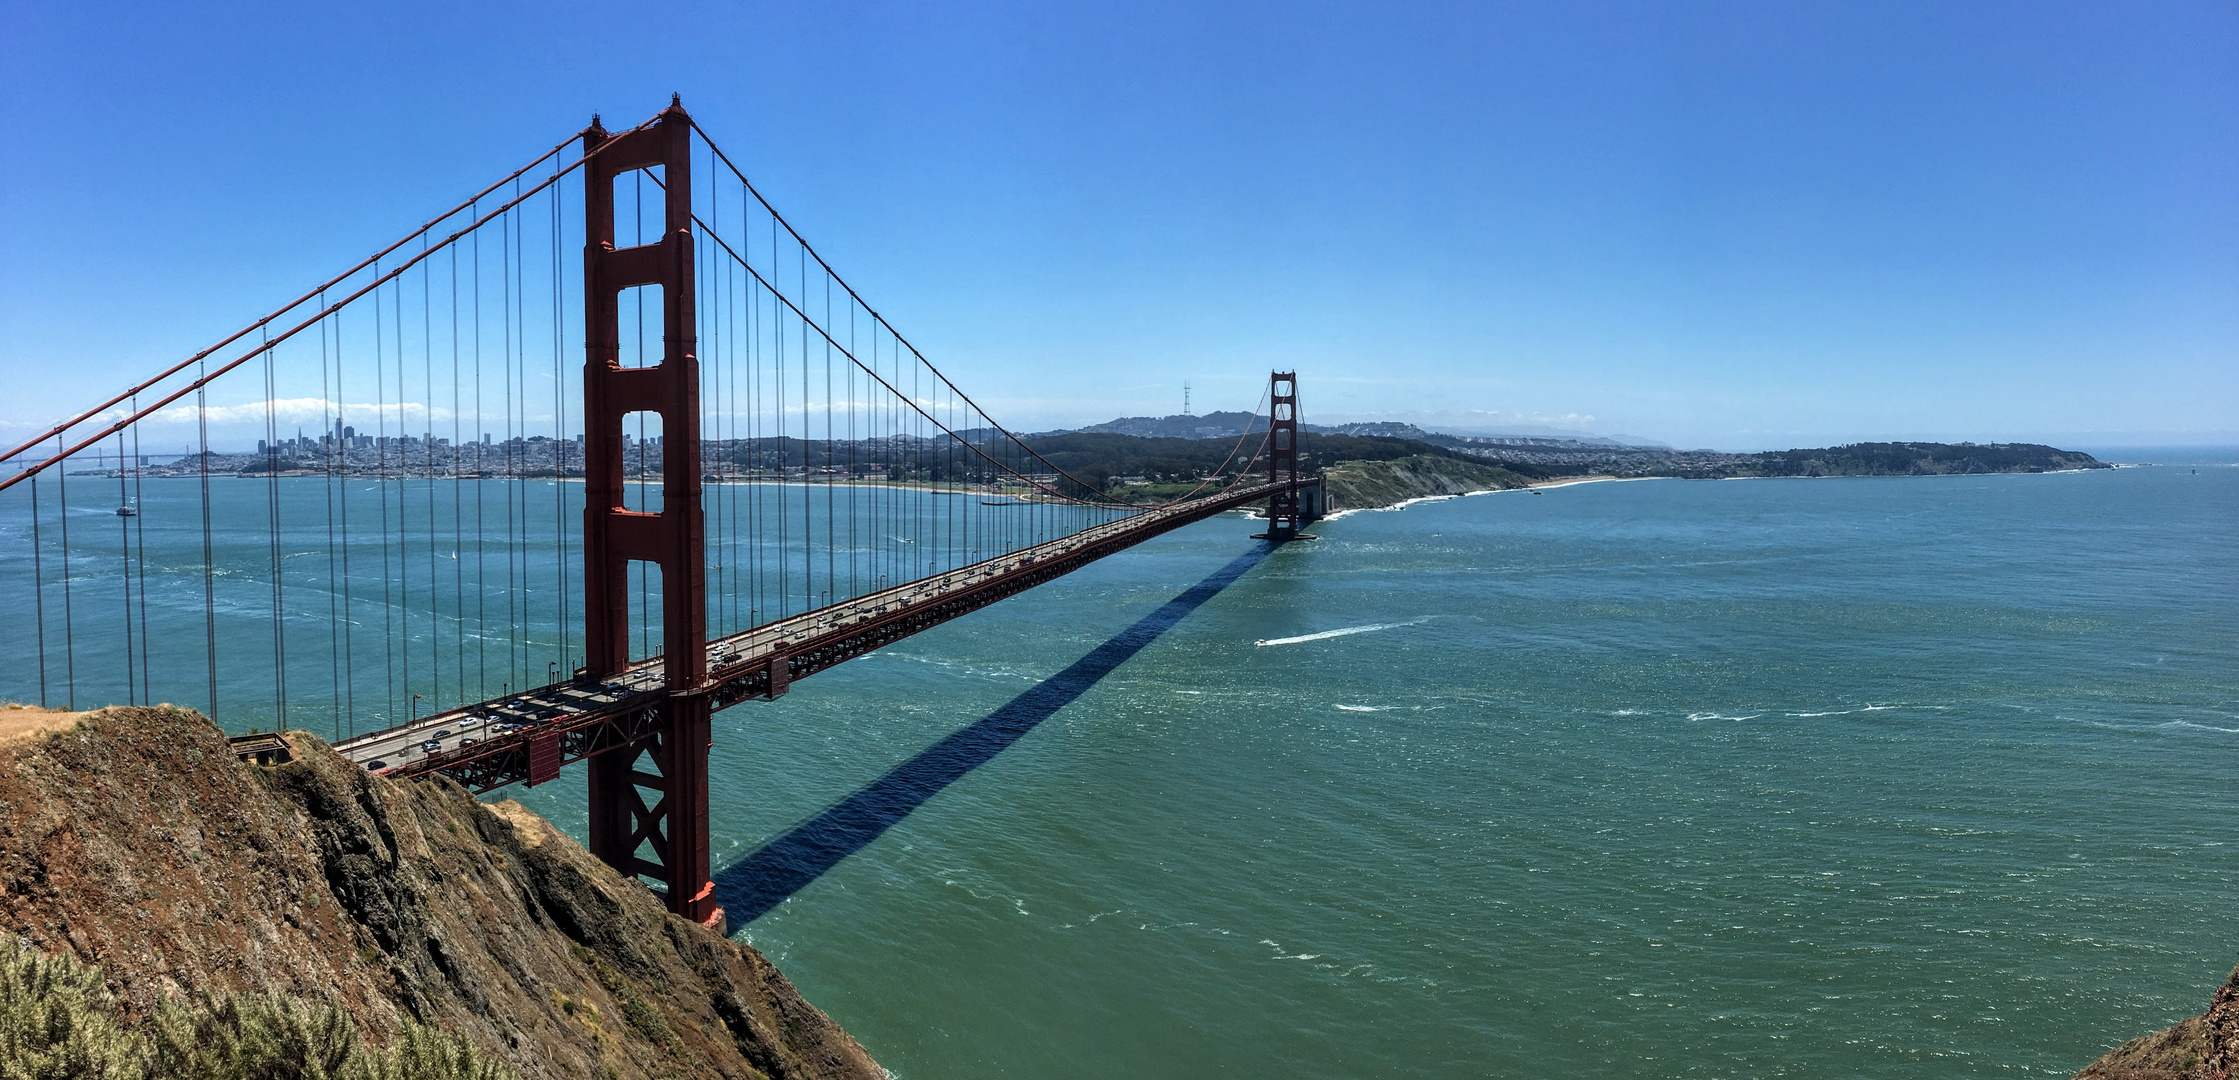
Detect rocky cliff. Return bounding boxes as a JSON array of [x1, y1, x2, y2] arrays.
[[1320, 454, 1532, 511], [0, 703, 882, 1080], [2074, 963, 2239, 1080]]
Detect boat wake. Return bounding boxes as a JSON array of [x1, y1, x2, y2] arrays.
[[1255, 619, 1424, 647]]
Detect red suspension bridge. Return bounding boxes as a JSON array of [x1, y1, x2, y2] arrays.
[[0, 99, 1319, 931]]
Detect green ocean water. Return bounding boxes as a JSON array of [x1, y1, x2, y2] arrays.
[[514, 462, 2235, 1078], [4, 461, 2233, 1076]]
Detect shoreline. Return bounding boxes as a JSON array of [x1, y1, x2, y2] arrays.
[[1319, 465, 2128, 522]]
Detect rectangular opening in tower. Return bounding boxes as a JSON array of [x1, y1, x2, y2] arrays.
[[615, 284, 665, 369], [611, 165, 668, 247], [626, 559, 665, 664], [620, 411, 664, 513]]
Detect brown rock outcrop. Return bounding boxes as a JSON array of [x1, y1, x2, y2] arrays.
[[2076, 963, 2239, 1080], [0, 704, 883, 1080]]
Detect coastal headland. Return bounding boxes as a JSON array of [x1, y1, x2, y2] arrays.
[[1298, 436, 2106, 513], [2072, 963, 2239, 1079], [0, 702, 882, 1080]]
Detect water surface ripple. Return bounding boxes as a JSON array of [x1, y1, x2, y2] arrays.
[[524, 466, 2233, 1075]]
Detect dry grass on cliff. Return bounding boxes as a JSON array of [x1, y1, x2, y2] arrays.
[[2073, 963, 2239, 1080], [0, 704, 883, 1080], [0, 704, 84, 747], [1320, 455, 1532, 511]]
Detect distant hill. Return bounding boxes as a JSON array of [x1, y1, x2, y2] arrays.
[[1435, 439, 2108, 480], [1728, 441, 2108, 478], [1068, 411, 1268, 439], [1051, 412, 1668, 449], [1339, 423, 1666, 450], [1021, 429, 1458, 497], [1312, 441, 2107, 511], [1021, 427, 2108, 506], [1017, 409, 2109, 504]]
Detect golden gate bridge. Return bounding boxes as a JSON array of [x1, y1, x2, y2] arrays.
[[0, 98, 1318, 931]]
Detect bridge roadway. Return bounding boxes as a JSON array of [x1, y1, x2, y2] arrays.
[[333, 480, 1293, 792]]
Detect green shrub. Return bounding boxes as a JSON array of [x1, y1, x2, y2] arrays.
[[0, 938, 144, 1079], [0, 938, 515, 1080]]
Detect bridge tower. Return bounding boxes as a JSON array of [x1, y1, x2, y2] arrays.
[[579, 99, 720, 929], [1263, 371, 1305, 541]]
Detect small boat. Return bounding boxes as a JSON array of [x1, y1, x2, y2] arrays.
[[980, 499, 1025, 506], [116, 503, 138, 517]]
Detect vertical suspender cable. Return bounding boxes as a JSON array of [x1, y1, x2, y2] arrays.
[[782, 234, 791, 613], [451, 239, 465, 704], [198, 365, 215, 720], [546, 180, 558, 679], [117, 429, 135, 705], [32, 474, 47, 707], [57, 434, 74, 710], [842, 271, 850, 591], [801, 247, 811, 613], [548, 174, 569, 676], [824, 273, 835, 606], [425, 254, 439, 711], [473, 223, 486, 697], [131, 400, 151, 703], [504, 244, 517, 692], [376, 276, 397, 724], [515, 206, 528, 681], [337, 306, 357, 737], [322, 305, 343, 738], [396, 268, 413, 719], [748, 218, 761, 631], [264, 332, 287, 730], [702, 168, 718, 637]]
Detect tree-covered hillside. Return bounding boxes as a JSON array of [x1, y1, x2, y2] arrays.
[[1020, 431, 1460, 492]]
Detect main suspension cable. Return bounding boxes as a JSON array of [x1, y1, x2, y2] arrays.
[[0, 111, 669, 494], [0, 127, 596, 473]]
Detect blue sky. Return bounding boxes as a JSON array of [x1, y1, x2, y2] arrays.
[[3, 0, 2232, 450]]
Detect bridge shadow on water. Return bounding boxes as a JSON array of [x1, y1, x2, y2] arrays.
[[714, 543, 1272, 924]]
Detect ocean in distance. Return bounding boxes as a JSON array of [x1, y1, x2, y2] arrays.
[[518, 457, 2235, 1077]]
